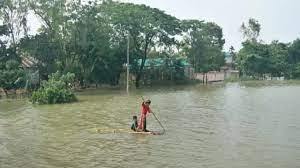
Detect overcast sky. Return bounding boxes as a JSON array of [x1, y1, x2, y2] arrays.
[[28, 0, 300, 50]]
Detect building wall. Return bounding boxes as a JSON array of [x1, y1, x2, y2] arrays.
[[195, 72, 224, 82], [194, 70, 239, 82]]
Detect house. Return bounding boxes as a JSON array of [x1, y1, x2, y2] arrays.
[[136, 57, 194, 84]]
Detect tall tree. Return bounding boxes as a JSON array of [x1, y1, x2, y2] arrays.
[[66, 1, 124, 86], [237, 41, 271, 78], [0, 8, 25, 96], [27, 0, 70, 69], [102, 1, 181, 87], [18, 33, 59, 78], [181, 20, 225, 72], [237, 18, 269, 78], [0, 0, 28, 46], [240, 18, 261, 42], [288, 39, 300, 64], [268, 41, 288, 77]]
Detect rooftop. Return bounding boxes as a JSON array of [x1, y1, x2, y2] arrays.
[[21, 57, 38, 68]]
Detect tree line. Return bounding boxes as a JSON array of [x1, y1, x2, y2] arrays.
[[236, 18, 300, 79], [0, 0, 225, 94], [1, 0, 300, 97]]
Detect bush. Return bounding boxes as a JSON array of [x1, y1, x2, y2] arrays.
[[31, 72, 77, 104], [0, 60, 26, 94]]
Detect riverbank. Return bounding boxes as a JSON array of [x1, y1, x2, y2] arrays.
[[2, 79, 300, 99], [0, 80, 202, 98], [224, 76, 291, 83]]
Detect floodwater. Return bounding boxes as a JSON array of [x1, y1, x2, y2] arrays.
[[1, 81, 300, 168]]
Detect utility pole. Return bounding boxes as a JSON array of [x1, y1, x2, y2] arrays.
[[126, 33, 130, 93]]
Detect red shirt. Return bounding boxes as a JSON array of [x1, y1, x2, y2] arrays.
[[141, 103, 150, 115]]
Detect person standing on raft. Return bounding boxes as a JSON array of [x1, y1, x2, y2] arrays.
[[138, 99, 152, 132]]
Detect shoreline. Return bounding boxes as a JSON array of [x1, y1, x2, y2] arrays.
[[1, 80, 300, 99]]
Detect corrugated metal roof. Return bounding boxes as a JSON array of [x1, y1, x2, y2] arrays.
[[21, 57, 38, 68], [137, 58, 191, 67]]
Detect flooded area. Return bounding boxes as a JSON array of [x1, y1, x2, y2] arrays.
[[1, 82, 300, 168]]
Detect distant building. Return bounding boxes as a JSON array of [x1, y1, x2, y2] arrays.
[[193, 53, 239, 83], [135, 58, 194, 85]]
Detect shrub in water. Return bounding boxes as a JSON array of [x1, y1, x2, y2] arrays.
[[31, 72, 77, 104]]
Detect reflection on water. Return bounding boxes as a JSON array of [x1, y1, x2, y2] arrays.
[[1, 82, 300, 168]]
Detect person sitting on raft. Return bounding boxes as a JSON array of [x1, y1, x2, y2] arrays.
[[131, 116, 138, 131], [137, 99, 152, 132]]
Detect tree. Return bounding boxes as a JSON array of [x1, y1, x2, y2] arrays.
[[268, 41, 288, 77], [0, 4, 25, 96], [287, 39, 300, 79], [102, 1, 182, 87], [0, 0, 29, 45], [240, 18, 261, 42], [66, 1, 124, 86], [27, 0, 73, 72], [0, 60, 26, 96], [18, 33, 60, 82], [23, 0, 129, 87], [237, 41, 270, 78], [237, 18, 284, 79], [31, 71, 77, 104], [288, 39, 300, 64], [290, 63, 300, 79], [181, 20, 225, 72]]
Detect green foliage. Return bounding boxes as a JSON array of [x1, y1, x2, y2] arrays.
[[0, 0, 28, 96], [5, 1, 300, 94], [288, 39, 300, 64], [268, 41, 289, 77], [240, 18, 261, 42], [236, 18, 300, 80], [289, 63, 300, 79], [237, 36, 299, 79], [19, 33, 59, 75], [237, 41, 270, 77], [67, 2, 123, 86], [237, 40, 290, 78], [182, 20, 225, 73], [224, 76, 240, 83], [0, 60, 26, 92], [31, 72, 77, 104], [102, 1, 182, 87], [17, 0, 229, 88], [237, 19, 290, 79], [20, 0, 128, 87]]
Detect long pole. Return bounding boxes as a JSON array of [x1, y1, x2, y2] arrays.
[[151, 111, 166, 134], [126, 33, 130, 93]]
